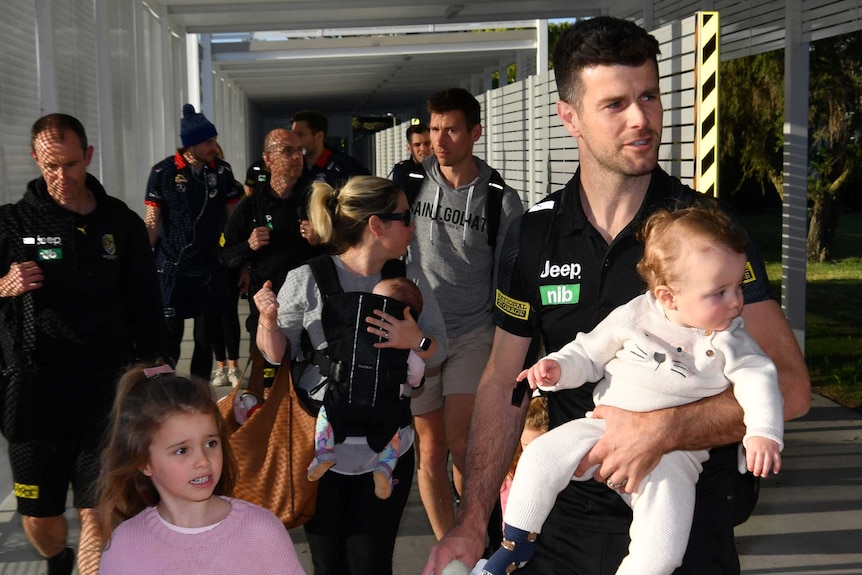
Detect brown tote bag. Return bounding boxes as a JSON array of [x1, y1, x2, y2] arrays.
[[218, 344, 318, 528]]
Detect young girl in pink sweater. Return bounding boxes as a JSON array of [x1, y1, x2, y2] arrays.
[[97, 364, 305, 574]]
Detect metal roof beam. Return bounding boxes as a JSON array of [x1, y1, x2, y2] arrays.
[[214, 40, 535, 62]]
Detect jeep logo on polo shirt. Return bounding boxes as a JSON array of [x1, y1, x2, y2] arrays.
[[539, 260, 581, 306], [23, 235, 62, 246], [540, 260, 581, 280]]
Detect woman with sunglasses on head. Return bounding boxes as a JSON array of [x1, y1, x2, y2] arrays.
[[254, 175, 448, 575]]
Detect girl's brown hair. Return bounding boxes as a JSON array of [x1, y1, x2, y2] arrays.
[[97, 366, 236, 544]]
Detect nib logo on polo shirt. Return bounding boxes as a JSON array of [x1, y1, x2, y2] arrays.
[[540, 284, 580, 305], [539, 259, 581, 306]]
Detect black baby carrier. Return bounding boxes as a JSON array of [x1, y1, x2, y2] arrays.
[[301, 255, 416, 452]]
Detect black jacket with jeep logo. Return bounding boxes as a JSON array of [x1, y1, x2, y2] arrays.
[[0, 174, 164, 439]]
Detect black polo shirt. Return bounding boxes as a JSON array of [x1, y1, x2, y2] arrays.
[[494, 166, 773, 533], [306, 148, 370, 190]]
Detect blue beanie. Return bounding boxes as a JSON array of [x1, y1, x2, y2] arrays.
[[180, 103, 217, 147]]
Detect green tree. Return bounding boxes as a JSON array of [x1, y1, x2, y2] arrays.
[[719, 32, 862, 262], [806, 33, 862, 262], [718, 52, 784, 199]]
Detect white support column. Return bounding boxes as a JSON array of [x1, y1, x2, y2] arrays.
[[536, 19, 548, 75], [484, 90, 493, 162], [94, 0, 115, 190], [782, 0, 809, 350], [200, 33, 214, 118], [539, 75, 551, 200], [642, 1, 654, 31], [34, 0, 57, 114], [187, 33, 201, 111], [527, 76, 536, 204], [158, 9, 173, 150]]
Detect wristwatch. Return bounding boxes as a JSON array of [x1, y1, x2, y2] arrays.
[[417, 336, 432, 351]]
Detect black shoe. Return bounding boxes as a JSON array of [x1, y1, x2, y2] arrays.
[[47, 547, 74, 575]]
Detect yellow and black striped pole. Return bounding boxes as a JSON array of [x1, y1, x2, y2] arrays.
[[695, 11, 719, 197]]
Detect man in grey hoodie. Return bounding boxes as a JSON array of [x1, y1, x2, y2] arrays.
[[407, 88, 524, 540]]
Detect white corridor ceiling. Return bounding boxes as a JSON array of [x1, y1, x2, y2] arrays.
[[163, 1, 603, 34], [158, 0, 607, 114]]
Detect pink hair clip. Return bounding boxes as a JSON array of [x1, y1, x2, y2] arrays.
[[143, 364, 175, 378]]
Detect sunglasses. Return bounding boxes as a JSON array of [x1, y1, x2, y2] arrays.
[[378, 210, 411, 226]]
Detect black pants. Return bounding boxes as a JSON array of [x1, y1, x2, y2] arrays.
[[304, 445, 414, 575], [163, 273, 226, 380], [211, 268, 242, 363], [166, 313, 215, 380]]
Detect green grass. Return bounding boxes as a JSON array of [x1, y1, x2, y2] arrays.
[[740, 210, 862, 411]]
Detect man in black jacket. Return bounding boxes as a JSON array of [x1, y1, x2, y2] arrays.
[[291, 110, 370, 188], [221, 128, 320, 338], [144, 104, 241, 379], [389, 122, 432, 192], [0, 114, 164, 575]]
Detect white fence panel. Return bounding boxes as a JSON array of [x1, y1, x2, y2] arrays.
[[115, 0, 188, 211], [0, 0, 189, 211], [803, 0, 862, 41], [0, 0, 41, 205], [54, 1, 102, 180], [213, 68, 249, 178]]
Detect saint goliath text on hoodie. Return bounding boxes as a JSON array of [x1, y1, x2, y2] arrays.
[[406, 155, 523, 339]]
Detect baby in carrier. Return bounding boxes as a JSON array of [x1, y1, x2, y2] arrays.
[[307, 276, 425, 499]]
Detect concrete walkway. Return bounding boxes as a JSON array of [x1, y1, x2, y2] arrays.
[[2, 353, 861, 574], [734, 394, 862, 574]]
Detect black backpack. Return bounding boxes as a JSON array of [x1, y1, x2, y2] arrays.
[[300, 255, 414, 452]]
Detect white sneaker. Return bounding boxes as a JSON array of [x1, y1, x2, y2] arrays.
[[228, 366, 243, 388], [211, 367, 229, 387]]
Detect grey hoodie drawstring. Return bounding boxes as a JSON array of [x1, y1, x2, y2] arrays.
[[462, 185, 475, 246], [430, 185, 442, 245], [428, 179, 477, 246]]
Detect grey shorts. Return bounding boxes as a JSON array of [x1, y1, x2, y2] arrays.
[[410, 322, 494, 416]]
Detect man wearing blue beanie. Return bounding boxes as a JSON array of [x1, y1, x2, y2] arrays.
[[144, 104, 241, 380]]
